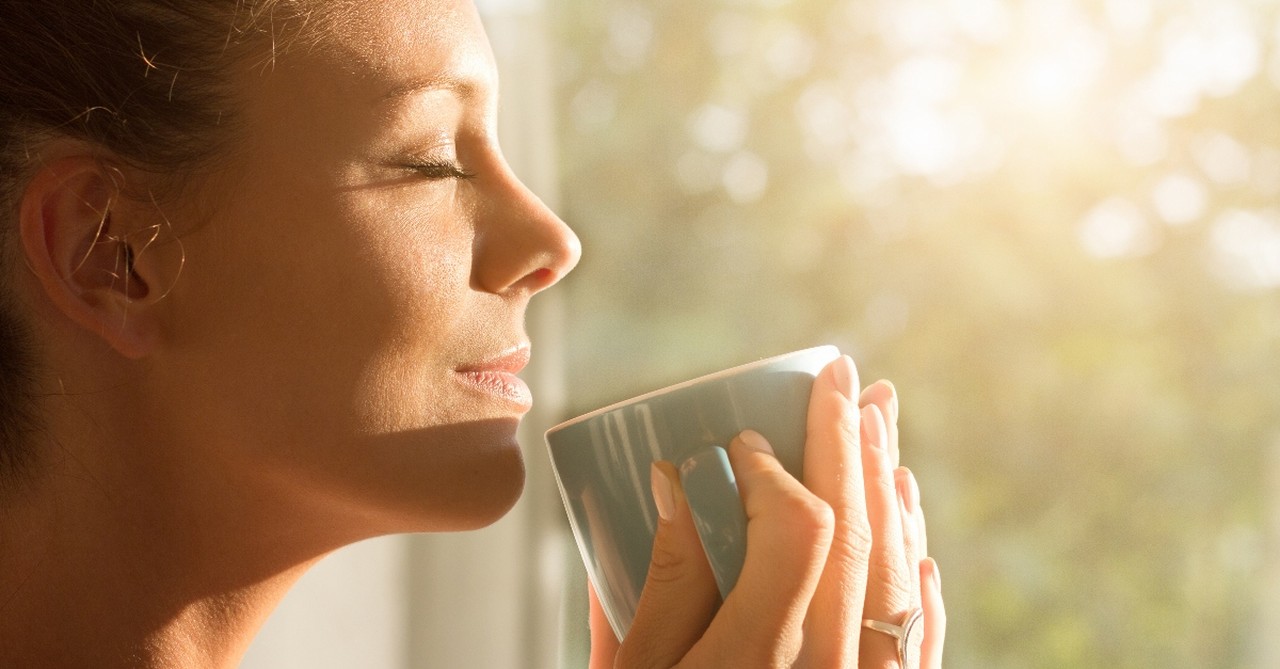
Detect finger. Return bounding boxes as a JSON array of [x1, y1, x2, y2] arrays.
[[615, 462, 720, 669], [857, 403, 914, 669], [859, 380, 899, 468], [797, 354, 871, 667], [920, 558, 946, 669], [587, 583, 621, 669], [895, 467, 922, 605], [683, 431, 833, 667]]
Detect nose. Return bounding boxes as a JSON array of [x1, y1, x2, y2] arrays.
[[472, 165, 582, 297]]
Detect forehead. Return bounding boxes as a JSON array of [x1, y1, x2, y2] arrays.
[[208, 0, 497, 187], [304, 0, 495, 101]]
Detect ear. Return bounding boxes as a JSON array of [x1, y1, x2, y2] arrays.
[[18, 155, 169, 359]]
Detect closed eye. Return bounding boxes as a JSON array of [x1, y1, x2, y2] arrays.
[[404, 158, 476, 180]]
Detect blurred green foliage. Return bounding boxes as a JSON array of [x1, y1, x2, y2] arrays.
[[548, 0, 1280, 666]]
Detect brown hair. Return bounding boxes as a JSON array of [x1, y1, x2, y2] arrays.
[[0, 0, 315, 479]]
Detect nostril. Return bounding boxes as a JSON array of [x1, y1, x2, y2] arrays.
[[531, 267, 553, 285], [509, 266, 559, 294]]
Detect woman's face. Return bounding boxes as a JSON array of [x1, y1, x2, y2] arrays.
[[151, 0, 579, 535]]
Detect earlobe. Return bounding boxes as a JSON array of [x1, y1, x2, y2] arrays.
[[18, 156, 165, 359]]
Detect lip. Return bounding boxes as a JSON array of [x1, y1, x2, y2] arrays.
[[454, 344, 533, 411]]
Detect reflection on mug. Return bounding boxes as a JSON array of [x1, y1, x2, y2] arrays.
[[577, 486, 644, 635]]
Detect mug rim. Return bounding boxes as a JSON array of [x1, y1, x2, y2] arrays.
[[545, 344, 839, 435]]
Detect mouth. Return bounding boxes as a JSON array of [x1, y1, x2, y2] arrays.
[[454, 344, 533, 411]]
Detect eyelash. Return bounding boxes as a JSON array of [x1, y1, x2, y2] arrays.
[[405, 158, 476, 180]]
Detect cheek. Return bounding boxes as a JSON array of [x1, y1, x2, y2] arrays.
[[364, 227, 471, 333], [163, 184, 473, 440], [274, 195, 484, 438], [340, 193, 478, 376]]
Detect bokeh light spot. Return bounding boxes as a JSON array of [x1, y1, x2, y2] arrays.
[[722, 150, 770, 203], [1151, 173, 1208, 226], [687, 103, 748, 153], [1191, 132, 1252, 185], [1078, 197, 1156, 258]]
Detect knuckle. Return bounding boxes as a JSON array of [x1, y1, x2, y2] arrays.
[[826, 517, 873, 568], [870, 556, 914, 604], [838, 408, 860, 446], [840, 507, 874, 550], [872, 547, 905, 577], [809, 500, 837, 540], [778, 491, 835, 545], [644, 541, 690, 586]]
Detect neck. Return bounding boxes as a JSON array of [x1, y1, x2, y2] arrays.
[[0, 417, 346, 667]]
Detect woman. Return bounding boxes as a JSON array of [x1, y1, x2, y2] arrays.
[[0, 0, 944, 666]]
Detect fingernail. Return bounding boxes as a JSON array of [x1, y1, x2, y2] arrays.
[[926, 557, 941, 589], [895, 468, 916, 514], [736, 429, 774, 455], [861, 403, 885, 450], [650, 462, 675, 522], [832, 355, 856, 401]]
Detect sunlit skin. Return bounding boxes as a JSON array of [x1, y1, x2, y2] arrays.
[[0, 0, 944, 667]]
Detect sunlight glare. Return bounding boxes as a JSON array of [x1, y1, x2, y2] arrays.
[[1016, 35, 1105, 110], [891, 56, 963, 104], [943, 0, 1010, 44], [882, 104, 975, 178], [1103, 0, 1152, 38], [878, 1, 954, 51], [986, 1, 1107, 123], [1156, 7, 1259, 106]]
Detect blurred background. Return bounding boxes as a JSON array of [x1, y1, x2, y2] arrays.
[[553, 0, 1280, 666], [246, 0, 1280, 667]]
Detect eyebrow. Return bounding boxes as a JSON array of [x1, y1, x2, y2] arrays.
[[379, 73, 485, 103]]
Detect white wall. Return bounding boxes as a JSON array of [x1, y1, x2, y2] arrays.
[[239, 538, 410, 668]]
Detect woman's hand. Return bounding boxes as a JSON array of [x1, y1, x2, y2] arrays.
[[588, 355, 946, 668]]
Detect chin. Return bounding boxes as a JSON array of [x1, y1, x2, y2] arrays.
[[448, 443, 526, 531], [364, 417, 529, 534]]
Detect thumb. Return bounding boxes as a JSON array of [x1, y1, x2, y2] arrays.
[[615, 462, 721, 668]]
